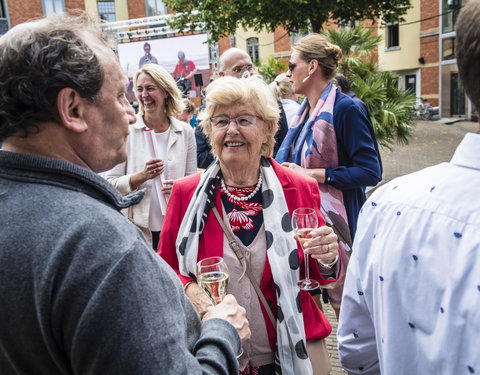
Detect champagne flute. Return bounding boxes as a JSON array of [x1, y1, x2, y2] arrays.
[[197, 257, 243, 358], [197, 256, 230, 305], [197, 257, 244, 358], [292, 207, 320, 290]]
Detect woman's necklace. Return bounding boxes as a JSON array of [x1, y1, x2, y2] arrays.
[[221, 174, 262, 202]]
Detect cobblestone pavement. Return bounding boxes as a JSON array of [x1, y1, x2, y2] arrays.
[[324, 303, 347, 375], [321, 119, 479, 375]]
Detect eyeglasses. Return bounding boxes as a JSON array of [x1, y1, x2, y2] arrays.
[[288, 61, 296, 72], [232, 64, 254, 74], [211, 114, 259, 129]]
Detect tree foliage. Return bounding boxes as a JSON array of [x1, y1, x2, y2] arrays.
[[257, 56, 288, 84], [164, 0, 412, 42], [323, 27, 416, 148]]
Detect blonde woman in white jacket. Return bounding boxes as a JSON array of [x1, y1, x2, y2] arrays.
[[106, 64, 197, 249]]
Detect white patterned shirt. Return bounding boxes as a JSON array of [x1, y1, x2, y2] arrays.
[[338, 133, 480, 375]]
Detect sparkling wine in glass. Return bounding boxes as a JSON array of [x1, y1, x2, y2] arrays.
[[292, 207, 320, 290], [197, 256, 230, 305]]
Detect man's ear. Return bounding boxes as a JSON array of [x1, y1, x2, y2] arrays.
[[57, 88, 89, 133]]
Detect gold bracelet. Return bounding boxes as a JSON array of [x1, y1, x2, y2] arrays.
[[183, 281, 194, 292]]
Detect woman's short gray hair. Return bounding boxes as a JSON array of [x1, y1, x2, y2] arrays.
[[199, 75, 279, 158]]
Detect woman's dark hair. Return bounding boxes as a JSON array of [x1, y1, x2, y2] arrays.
[[0, 13, 115, 141]]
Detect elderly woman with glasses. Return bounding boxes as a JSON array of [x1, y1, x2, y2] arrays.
[[275, 34, 382, 318], [159, 75, 340, 375]]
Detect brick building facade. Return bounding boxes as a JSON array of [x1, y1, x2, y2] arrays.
[[1, 0, 471, 119]]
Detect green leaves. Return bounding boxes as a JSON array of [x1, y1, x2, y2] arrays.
[[257, 56, 288, 84], [164, 0, 412, 41], [323, 27, 416, 149]]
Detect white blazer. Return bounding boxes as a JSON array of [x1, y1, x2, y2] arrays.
[[105, 115, 197, 243]]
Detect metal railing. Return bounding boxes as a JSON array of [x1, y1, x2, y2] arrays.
[[103, 12, 203, 40]]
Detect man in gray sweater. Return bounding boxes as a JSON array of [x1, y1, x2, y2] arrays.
[[0, 12, 249, 374]]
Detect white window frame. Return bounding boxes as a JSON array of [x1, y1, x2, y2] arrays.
[[145, 0, 167, 16], [247, 37, 259, 63], [42, 0, 65, 16]]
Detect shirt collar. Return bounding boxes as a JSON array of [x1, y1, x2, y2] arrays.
[[450, 132, 480, 170]]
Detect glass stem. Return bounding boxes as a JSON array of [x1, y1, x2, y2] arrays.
[[304, 249, 310, 282]]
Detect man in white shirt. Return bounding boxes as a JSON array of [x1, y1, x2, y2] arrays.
[[337, 1, 480, 374]]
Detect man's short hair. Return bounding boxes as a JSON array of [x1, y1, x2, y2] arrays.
[[144, 42, 151, 49], [456, 0, 480, 112], [334, 73, 351, 93], [0, 13, 114, 142]]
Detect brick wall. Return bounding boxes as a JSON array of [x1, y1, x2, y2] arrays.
[[274, 26, 291, 54], [421, 66, 439, 105], [128, 0, 146, 20], [420, 35, 438, 65], [65, 0, 85, 13], [420, 0, 439, 33], [8, 0, 85, 27], [9, 0, 42, 26], [218, 36, 230, 56], [420, 0, 440, 106]]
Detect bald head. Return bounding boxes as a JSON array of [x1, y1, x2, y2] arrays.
[[219, 48, 254, 78]]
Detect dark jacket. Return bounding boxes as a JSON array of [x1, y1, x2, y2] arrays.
[[0, 150, 240, 375]]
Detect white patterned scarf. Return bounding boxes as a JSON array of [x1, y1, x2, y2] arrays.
[[176, 157, 313, 375]]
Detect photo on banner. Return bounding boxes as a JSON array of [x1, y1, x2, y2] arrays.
[[118, 33, 211, 100]]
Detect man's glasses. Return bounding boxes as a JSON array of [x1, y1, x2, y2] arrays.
[[232, 64, 254, 74], [288, 61, 296, 72], [211, 114, 259, 129]]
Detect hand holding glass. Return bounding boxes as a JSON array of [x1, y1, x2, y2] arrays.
[[292, 207, 320, 290], [197, 256, 243, 358], [197, 256, 230, 305]]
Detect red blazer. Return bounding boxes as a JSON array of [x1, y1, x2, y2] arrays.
[[158, 158, 340, 349]]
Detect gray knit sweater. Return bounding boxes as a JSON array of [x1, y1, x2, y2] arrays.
[[0, 150, 240, 374]]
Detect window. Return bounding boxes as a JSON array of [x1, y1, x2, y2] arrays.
[[450, 72, 465, 115], [97, 1, 116, 22], [247, 37, 259, 64], [405, 75, 416, 95], [290, 32, 308, 47], [442, 37, 455, 60], [442, 0, 465, 33], [387, 24, 399, 48], [42, 0, 65, 16], [145, 0, 167, 16], [337, 19, 360, 30], [0, 0, 8, 35]]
